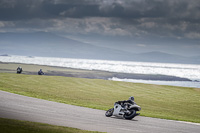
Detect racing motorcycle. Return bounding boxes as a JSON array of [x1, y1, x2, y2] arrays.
[[105, 101, 141, 120], [17, 67, 22, 74], [38, 69, 45, 75]]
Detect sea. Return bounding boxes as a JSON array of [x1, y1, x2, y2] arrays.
[[0, 55, 200, 88]]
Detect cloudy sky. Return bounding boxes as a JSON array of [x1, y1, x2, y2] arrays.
[[0, 0, 200, 56]]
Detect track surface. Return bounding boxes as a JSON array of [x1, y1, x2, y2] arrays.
[[0, 90, 199, 133]]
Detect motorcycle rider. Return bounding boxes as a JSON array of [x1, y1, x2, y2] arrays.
[[17, 66, 22, 74], [117, 96, 140, 116], [105, 96, 141, 118], [38, 69, 44, 75], [117, 96, 135, 105]]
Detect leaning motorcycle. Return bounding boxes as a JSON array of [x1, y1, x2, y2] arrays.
[[105, 101, 141, 120]]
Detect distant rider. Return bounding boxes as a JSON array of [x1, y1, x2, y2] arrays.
[[17, 66, 22, 74], [38, 69, 44, 75]]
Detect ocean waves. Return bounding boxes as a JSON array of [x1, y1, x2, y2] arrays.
[[1, 55, 200, 83], [109, 77, 200, 88]]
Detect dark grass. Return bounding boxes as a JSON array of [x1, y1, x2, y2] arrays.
[[0, 117, 103, 133]]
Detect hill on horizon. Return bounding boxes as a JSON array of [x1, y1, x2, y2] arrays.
[[0, 32, 200, 64]]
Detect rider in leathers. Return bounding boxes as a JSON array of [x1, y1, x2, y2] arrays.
[[117, 96, 139, 115], [117, 96, 135, 106]]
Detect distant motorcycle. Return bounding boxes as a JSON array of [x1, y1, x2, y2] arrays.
[[105, 101, 141, 120], [17, 67, 22, 74], [38, 69, 45, 75]]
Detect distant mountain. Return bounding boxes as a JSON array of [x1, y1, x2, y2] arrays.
[[133, 51, 196, 64], [0, 32, 200, 64], [0, 32, 131, 60], [0, 54, 9, 56], [191, 55, 200, 60]]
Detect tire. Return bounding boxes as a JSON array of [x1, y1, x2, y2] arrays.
[[17, 71, 21, 74], [105, 108, 114, 117], [123, 109, 136, 120]]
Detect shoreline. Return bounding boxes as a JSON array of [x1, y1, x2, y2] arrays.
[[0, 61, 192, 81]]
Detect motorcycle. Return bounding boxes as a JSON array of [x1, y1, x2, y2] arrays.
[[105, 101, 141, 120], [38, 70, 45, 75], [17, 67, 22, 74]]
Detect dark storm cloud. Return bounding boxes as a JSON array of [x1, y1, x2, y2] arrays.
[[0, 0, 101, 20], [0, 0, 200, 39], [0, 0, 200, 56], [0, 0, 199, 20]]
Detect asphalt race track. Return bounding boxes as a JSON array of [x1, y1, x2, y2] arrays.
[[0, 90, 200, 133]]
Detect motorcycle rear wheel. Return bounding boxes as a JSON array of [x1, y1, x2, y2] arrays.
[[105, 108, 114, 117], [123, 109, 136, 120]]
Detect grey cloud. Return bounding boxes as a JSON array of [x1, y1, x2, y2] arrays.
[[0, 0, 200, 40], [0, 0, 198, 19]]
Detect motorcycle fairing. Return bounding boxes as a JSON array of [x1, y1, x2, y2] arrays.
[[113, 103, 125, 116], [129, 104, 141, 111]]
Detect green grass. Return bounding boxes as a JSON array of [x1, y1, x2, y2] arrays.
[[0, 73, 200, 123], [0, 117, 103, 133]]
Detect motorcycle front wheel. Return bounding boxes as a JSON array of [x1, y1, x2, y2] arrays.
[[123, 109, 136, 120], [105, 108, 114, 117]]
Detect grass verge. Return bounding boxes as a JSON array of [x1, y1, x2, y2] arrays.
[[0, 73, 200, 123], [0, 117, 102, 133]]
